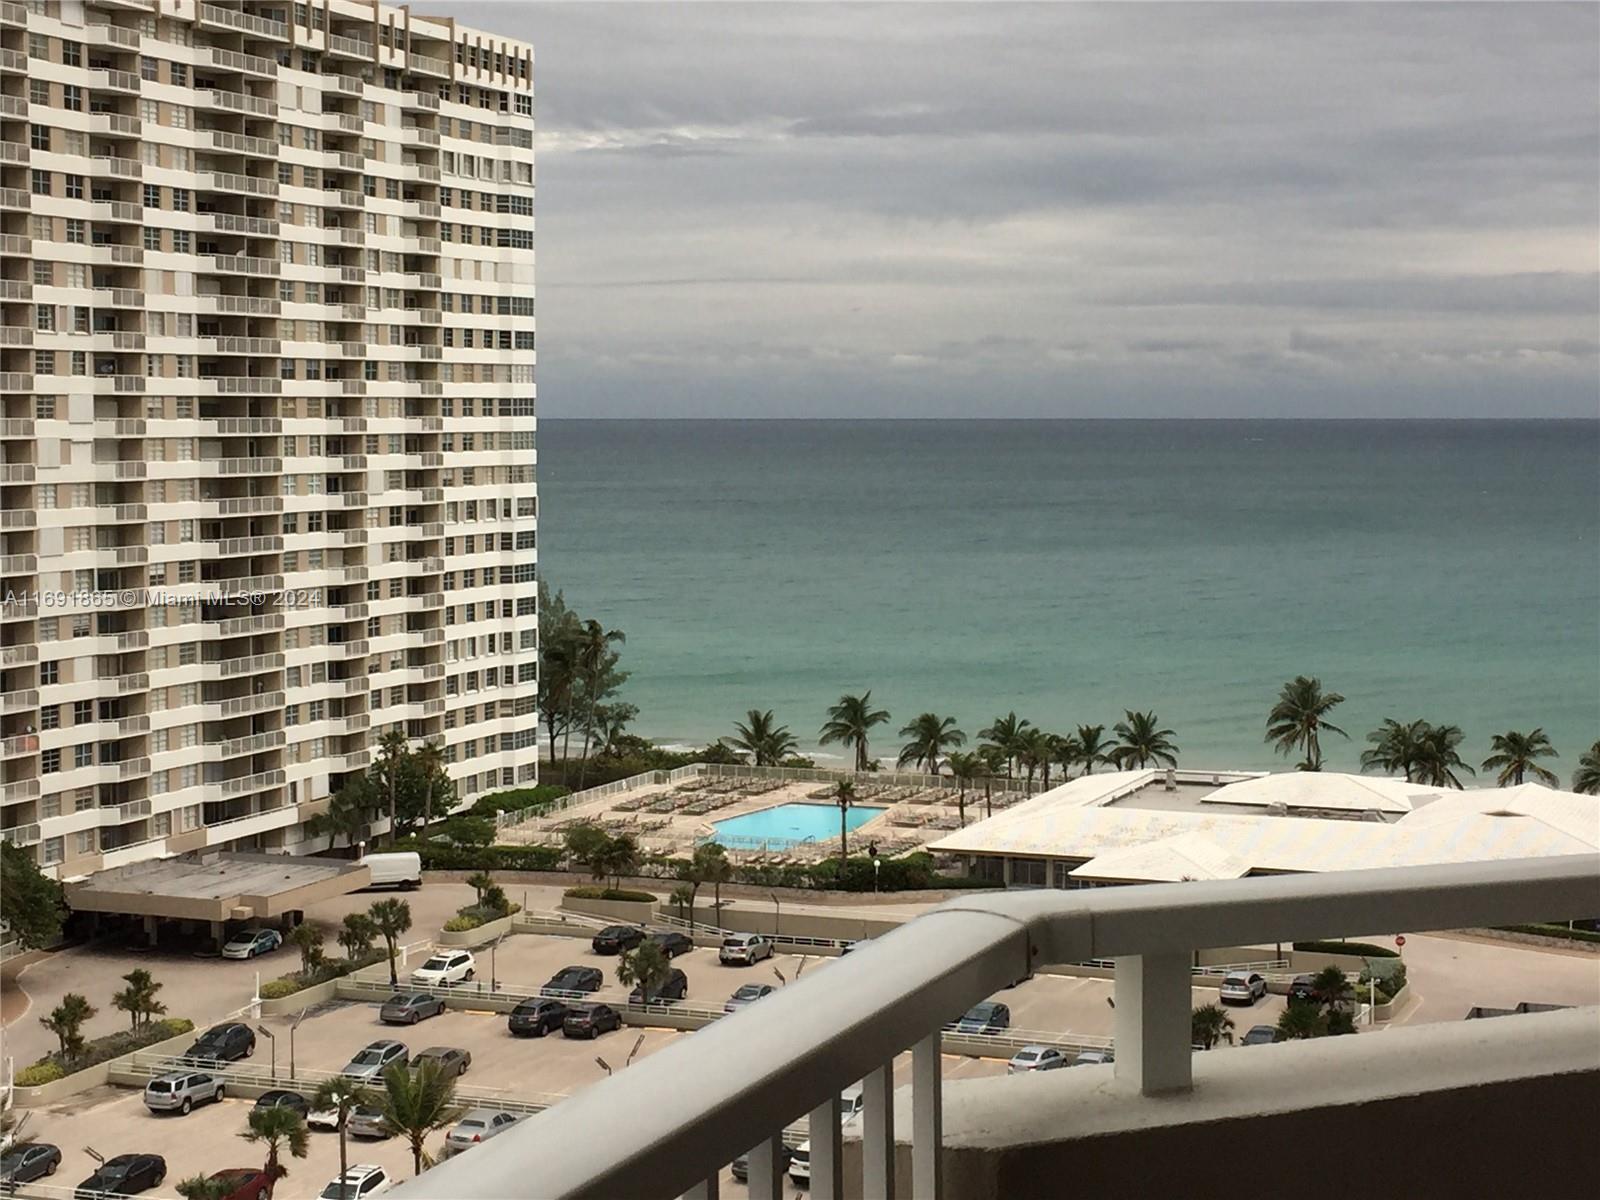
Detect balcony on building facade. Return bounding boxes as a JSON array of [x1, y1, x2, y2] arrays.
[[389, 856, 1600, 1200]]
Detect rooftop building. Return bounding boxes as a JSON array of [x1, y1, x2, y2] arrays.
[[0, 0, 538, 879], [926, 769, 1599, 885]]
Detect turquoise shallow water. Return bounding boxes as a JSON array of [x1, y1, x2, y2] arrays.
[[538, 419, 1600, 776], [712, 803, 887, 848]]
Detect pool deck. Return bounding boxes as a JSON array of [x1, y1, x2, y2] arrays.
[[498, 776, 1025, 863]]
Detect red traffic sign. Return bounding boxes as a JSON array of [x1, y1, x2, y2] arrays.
[[1394, 935, 1406, 948]]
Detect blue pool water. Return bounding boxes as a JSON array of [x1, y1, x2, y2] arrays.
[[711, 803, 886, 849]]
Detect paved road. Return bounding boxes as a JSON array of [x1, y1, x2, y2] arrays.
[[1377, 931, 1600, 1026]]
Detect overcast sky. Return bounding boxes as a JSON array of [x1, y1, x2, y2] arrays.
[[476, 2, 1598, 418]]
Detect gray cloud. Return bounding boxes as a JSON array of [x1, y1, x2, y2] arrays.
[[474, 2, 1598, 417]]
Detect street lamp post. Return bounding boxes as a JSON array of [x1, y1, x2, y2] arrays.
[[255, 1025, 276, 1080], [289, 1008, 307, 1081], [769, 892, 781, 940], [872, 858, 881, 893]]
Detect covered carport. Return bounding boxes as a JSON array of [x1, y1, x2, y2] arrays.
[[63, 852, 371, 951]]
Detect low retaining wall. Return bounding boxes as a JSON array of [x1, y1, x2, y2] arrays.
[[258, 977, 343, 1017], [437, 912, 517, 947], [559, 895, 657, 925], [10, 1027, 198, 1108]]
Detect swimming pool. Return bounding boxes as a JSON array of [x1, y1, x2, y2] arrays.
[[710, 802, 885, 849]]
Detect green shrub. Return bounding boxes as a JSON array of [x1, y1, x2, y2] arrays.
[[1293, 940, 1399, 959], [469, 785, 570, 817], [259, 978, 303, 1000], [22, 1016, 198, 1080], [16, 1062, 65, 1087], [564, 886, 656, 903], [385, 840, 565, 873], [257, 951, 382, 999], [1498, 923, 1600, 945], [442, 915, 483, 932]]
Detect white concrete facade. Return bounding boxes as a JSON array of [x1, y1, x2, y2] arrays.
[[0, 0, 538, 877]]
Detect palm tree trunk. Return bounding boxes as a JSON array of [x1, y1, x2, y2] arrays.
[[423, 780, 432, 833], [958, 783, 966, 828], [984, 780, 992, 819], [338, 1118, 349, 1189]]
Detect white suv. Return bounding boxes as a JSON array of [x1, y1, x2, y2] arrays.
[[143, 1071, 225, 1115], [719, 934, 773, 965], [410, 950, 476, 987], [318, 1165, 391, 1200]]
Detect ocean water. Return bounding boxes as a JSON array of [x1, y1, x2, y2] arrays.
[[537, 420, 1600, 776]]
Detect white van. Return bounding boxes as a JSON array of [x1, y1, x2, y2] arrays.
[[359, 852, 422, 890]]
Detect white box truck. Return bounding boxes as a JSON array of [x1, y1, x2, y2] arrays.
[[359, 851, 422, 890]]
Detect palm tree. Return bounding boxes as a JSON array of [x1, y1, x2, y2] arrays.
[[977, 745, 1005, 817], [833, 780, 855, 866], [1264, 676, 1348, 771], [368, 898, 412, 987], [378, 1060, 461, 1177], [1015, 728, 1056, 790], [978, 712, 1031, 778], [413, 739, 446, 832], [39, 992, 94, 1062], [1360, 718, 1430, 782], [1573, 741, 1600, 795], [1311, 965, 1353, 1011], [575, 619, 626, 788], [110, 968, 165, 1031], [1273, 1003, 1326, 1041], [619, 939, 674, 1002], [818, 692, 891, 773], [1073, 724, 1114, 775], [241, 1106, 309, 1187], [374, 728, 409, 845], [289, 923, 326, 976], [313, 1076, 373, 1190], [1112, 710, 1178, 769], [1481, 729, 1560, 787], [896, 713, 965, 777], [1415, 723, 1474, 789], [944, 751, 984, 826], [1050, 733, 1080, 784], [723, 709, 798, 767], [1191, 1003, 1236, 1050], [337, 912, 378, 962]]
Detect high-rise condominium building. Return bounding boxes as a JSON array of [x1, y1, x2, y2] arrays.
[[0, 0, 538, 879]]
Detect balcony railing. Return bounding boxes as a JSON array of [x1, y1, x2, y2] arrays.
[[390, 854, 1600, 1200]]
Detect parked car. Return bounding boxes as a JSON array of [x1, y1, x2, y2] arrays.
[[1219, 972, 1267, 1005], [540, 966, 603, 996], [143, 1071, 225, 1115], [508, 998, 567, 1038], [1073, 1049, 1114, 1067], [719, 933, 773, 965], [75, 1154, 166, 1197], [409, 950, 475, 988], [838, 938, 869, 955], [1287, 974, 1317, 1004], [949, 1001, 1010, 1035], [444, 1109, 522, 1154], [788, 1142, 812, 1184], [648, 930, 694, 958], [410, 1046, 471, 1079], [781, 1078, 866, 1183], [221, 928, 283, 960], [629, 967, 688, 1004], [1241, 1025, 1278, 1046], [591, 926, 646, 955], [731, 1142, 794, 1182], [341, 1040, 408, 1081], [1, 1142, 61, 1188], [1007, 1046, 1067, 1073], [344, 1107, 390, 1140], [252, 1090, 310, 1119], [379, 993, 446, 1025], [562, 1003, 623, 1039], [724, 983, 774, 1013], [207, 1170, 271, 1200], [317, 1164, 392, 1200], [181, 1022, 255, 1065]]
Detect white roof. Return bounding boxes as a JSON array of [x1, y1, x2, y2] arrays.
[[1203, 771, 1439, 815], [928, 772, 1598, 881], [1070, 833, 1252, 882]]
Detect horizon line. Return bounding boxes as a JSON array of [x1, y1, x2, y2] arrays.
[[537, 414, 1600, 422]]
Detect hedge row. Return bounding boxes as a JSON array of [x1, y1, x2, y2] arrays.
[[444, 902, 523, 932], [258, 951, 384, 1000], [19, 1017, 196, 1085], [391, 840, 566, 873], [1497, 923, 1600, 945], [563, 886, 657, 903], [468, 785, 571, 818], [1293, 940, 1399, 959]]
